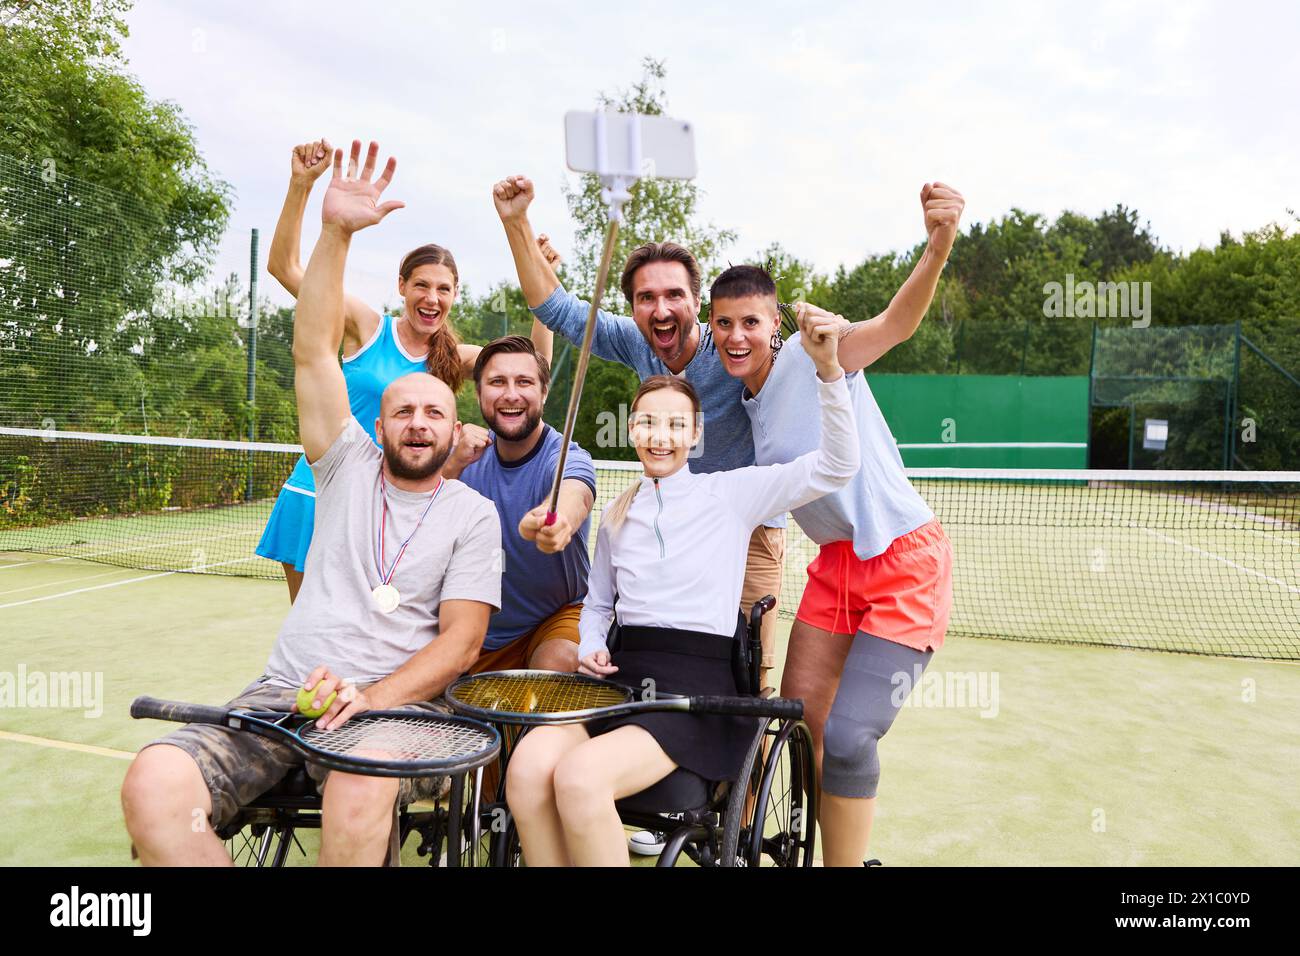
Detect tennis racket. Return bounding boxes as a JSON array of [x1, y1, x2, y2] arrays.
[[444, 670, 803, 727], [130, 696, 500, 778]]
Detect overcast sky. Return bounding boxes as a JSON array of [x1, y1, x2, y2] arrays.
[[121, 0, 1298, 311]]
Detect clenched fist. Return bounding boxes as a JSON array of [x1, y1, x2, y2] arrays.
[[493, 174, 535, 223], [920, 182, 965, 259], [537, 233, 562, 269], [291, 138, 332, 184], [445, 423, 493, 477]]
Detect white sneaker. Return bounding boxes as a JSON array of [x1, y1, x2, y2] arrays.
[[628, 829, 667, 856]]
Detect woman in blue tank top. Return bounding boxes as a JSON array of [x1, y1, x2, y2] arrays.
[[255, 138, 558, 601]]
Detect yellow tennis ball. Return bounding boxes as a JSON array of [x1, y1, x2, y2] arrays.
[[296, 683, 337, 719]]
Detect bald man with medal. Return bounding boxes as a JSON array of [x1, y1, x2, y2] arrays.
[[122, 141, 503, 867], [258, 140, 503, 731]]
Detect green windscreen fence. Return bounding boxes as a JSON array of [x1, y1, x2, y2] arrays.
[[868, 374, 1089, 468]]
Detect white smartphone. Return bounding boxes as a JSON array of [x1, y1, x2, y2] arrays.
[[564, 110, 697, 180]]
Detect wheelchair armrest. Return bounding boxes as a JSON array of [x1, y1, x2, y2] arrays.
[[743, 595, 776, 697], [748, 595, 776, 630]]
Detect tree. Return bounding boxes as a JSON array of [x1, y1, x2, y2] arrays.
[[0, 0, 232, 432]]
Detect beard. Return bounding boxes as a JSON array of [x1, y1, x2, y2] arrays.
[[382, 436, 452, 481], [488, 406, 543, 443]]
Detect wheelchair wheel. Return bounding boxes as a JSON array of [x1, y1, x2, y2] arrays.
[[221, 815, 308, 867], [717, 716, 770, 867], [417, 770, 491, 867], [489, 809, 523, 868], [745, 719, 817, 866]]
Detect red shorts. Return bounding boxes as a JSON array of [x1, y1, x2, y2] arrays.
[[795, 518, 953, 651]]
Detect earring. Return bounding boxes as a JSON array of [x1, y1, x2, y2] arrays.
[[770, 329, 784, 356]]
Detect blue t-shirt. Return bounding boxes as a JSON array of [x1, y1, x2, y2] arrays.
[[282, 313, 429, 493], [531, 285, 785, 529], [458, 424, 598, 650]]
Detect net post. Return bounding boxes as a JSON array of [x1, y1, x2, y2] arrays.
[[245, 228, 259, 502], [1127, 402, 1135, 470], [1086, 321, 1097, 467], [1226, 320, 1242, 470]]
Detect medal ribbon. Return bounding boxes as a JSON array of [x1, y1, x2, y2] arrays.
[[375, 467, 443, 587]]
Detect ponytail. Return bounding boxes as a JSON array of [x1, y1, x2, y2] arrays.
[[425, 322, 464, 394], [600, 480, 642, 536]]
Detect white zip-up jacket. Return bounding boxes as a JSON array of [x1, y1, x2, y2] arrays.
[[578, 373, 860, 660]]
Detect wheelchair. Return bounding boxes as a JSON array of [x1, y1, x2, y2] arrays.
[[215, 749, 490, 867], [472, 596, 819, 868]]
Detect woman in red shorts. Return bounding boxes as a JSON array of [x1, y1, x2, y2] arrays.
[[708, 180, 964, 866]]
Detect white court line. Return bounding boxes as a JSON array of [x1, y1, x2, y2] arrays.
[[1090, 502, 1300, 597], [0, 566, 140, 597], [0, 556, 258, 610], [2, 527, 257, 570], [1135, 525, 1300, 595], [0, 729, 134, 761], [50, 527, 256, 563]]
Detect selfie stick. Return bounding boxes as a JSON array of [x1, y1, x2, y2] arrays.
[[545, 111, 642, 525]]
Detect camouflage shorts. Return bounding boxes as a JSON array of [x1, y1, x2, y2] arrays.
[[142, 677, 450, 831]]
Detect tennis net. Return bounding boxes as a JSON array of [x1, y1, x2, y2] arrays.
[[3, 427, 1297, 659]]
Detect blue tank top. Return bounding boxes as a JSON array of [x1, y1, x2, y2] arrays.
[[283, 314, 430, 492]]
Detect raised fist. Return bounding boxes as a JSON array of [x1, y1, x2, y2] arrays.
[[920, 182, 965, 258], [493, 175, 535, 223], [291, 138, 332, 184]]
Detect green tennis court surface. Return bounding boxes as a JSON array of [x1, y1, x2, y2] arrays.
[[2, 551, 1297, 866]]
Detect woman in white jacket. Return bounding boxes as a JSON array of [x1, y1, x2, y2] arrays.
[[504, 314, 860, 866]]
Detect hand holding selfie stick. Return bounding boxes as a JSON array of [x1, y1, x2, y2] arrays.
[[545, 110, 696, 525]]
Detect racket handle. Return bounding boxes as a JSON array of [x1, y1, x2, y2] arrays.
[[690, 696, 804, 720], [130, 696, 233, 726], [544, 511, 558, 526]]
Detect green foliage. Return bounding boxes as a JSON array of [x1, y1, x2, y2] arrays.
[[0, 0, 233, 444]]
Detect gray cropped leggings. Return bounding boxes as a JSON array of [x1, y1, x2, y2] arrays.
[[821, 632, 932, 799]]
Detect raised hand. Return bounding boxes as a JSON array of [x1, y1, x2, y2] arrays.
[[446, 423, 492, 477], [795, 304, 844, 381], [792, 301, 849, 336], [291, 138, 332, 185], [493, 174, 535, 222], [320, 139, 405, 234], [920, 182, 965, 258], [537, 233, 563, 268]]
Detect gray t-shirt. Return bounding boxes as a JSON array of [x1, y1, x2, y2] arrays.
[[264, 418, 502, 689]]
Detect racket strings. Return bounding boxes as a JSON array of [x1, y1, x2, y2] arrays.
[[451, 673, 630, 714], [301, 715, 494, 761]]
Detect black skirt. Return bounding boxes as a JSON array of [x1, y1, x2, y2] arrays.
[[585, 621, 753, 783]]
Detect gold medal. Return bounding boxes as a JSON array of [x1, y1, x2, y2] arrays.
[[372, 583, 400, 613]]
